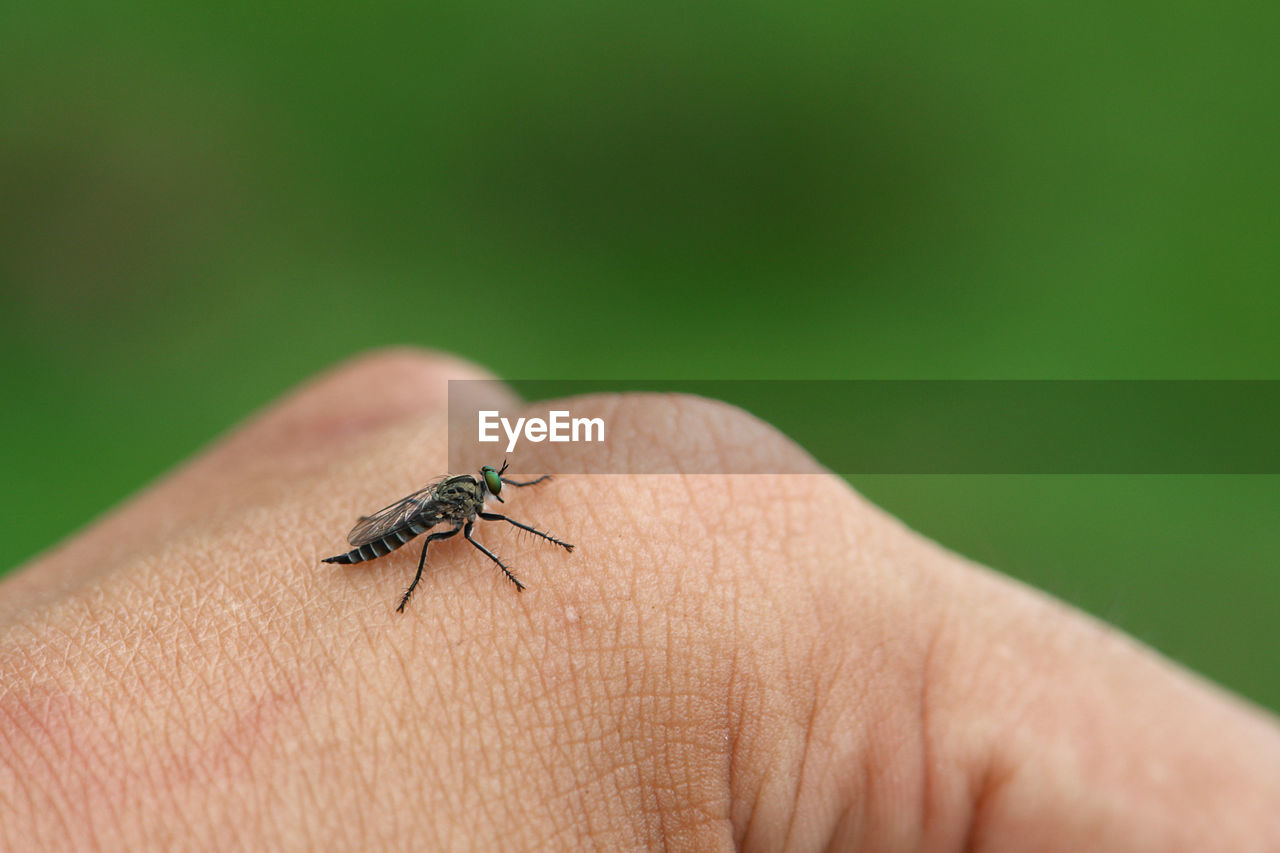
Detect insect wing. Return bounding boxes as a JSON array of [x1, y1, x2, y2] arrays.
[[345, 481, 444, 546]]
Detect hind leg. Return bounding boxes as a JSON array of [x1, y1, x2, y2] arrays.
[[398, 524, 462, 612]]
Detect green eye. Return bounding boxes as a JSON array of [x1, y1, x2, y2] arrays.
[[482, 466, 502, 495]]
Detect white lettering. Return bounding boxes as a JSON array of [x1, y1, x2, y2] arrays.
[[502, 416, 526, 453], [479, 410, 606, 452], [549, 410, 570, 441], [478, 410, 500, 443], [573, 416, 605, 442]]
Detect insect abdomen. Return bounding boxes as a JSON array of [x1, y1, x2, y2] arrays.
[[322, 524, 425, 564]]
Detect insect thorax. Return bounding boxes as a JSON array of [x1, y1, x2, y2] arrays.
[[435, 474, 485, 507]]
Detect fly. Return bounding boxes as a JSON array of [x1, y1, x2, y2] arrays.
[[322, 461, 573, 611]]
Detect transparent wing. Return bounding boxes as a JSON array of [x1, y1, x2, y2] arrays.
[[345, 479, 446, 546]]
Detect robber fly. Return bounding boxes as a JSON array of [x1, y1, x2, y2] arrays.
[[322, 461, 573, 611]]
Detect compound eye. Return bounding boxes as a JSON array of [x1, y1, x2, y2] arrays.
[[482, 466, 502, 495]]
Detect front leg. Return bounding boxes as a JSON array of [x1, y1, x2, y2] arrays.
[[463, 521, 526, 591], [478, 511, 574, 552], [501, 474, 553, 488]]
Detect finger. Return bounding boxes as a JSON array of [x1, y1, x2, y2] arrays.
[[1, 348, 520, 615], [925, 558, 1280, 851]]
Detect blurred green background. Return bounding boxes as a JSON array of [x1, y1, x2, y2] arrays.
[[2, 2, 1277, 709]]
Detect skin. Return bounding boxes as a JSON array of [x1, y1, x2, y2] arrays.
[[1, 349, 1277, 851]]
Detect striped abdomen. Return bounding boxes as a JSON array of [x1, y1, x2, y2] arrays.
[[322, 521, 431, 565]]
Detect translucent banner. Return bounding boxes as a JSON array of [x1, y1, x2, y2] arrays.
[[447, 380, 1280, 475]]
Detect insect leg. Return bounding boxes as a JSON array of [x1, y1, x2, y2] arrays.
[[478, 511, 574, 552], [463, 521, 526, 591], [501, 474, 552, 488], [397, 524, 462, 613]]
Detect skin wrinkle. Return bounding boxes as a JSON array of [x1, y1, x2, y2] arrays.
[[616, 586, 654, 844], [6, 650, 103, 843], [643, 497, 717, 845], [74, 699, 122, 848], [361, 628, 461, 836], [734, 584, 784, 850], [340, 684, 374, 851], [729, 670, 769, 851], [512, 701, 567, 843], [339, 632, 383, 849], [0, 743, 24, 848], [733, 485, 824, 852], [723, 565, 757, 851], [66, 545, 316, 845], [961, 750, 998, 853], [654, 514, 683, 850], [635, 686, 671, 853], [498, 640, 546, 835], [656, 639, 699, 845], [535, 719, 597, 845], [826, 756, 872, 853], [607, 682, 658, 847], [53, 658, 113, 845], [384, 626, 437, 816], [627, 475, 741, 849], [740, 478, 901, 852], [524, 604, 617, 845], [950, 578, 1100, 850], [0, 684, 74, 847], [474, 609, 537, 844], [845, 526, 922, 850], [786, 632, 835, 852], [805, 642, 862, 849], [177, 597, 278, 768], [64, 672, 123, 849], [240, 595, 318, 772], [917, 616, 943, 851], [465, 661, 505, 844], [124, 613, 205, 790], [768, 484, 819, 845]]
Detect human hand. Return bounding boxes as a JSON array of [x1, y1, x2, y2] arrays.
[[2, 350, 1277, 850]]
